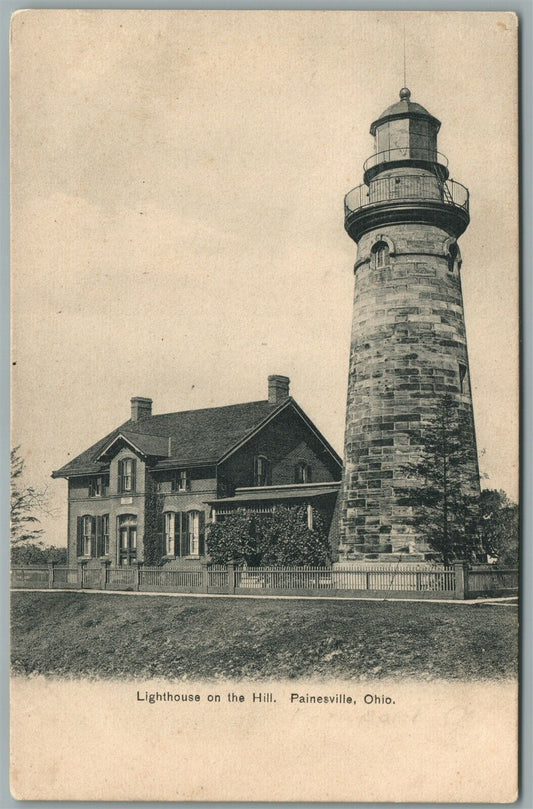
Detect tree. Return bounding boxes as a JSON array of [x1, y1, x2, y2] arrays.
[[10, 447, 53, 546], [11, 544, 67, 565], [206, 505, 331, 566], [479, 489, 519, 566], [398, 395, 481, 564]]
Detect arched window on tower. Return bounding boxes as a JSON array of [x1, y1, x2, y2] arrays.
[[447, 242, 460, 274], [458, 362, 469, 395], [372, 241, 390, 269]]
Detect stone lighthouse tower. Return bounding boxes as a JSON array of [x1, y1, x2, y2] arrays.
[[339, 88, 480, 558]]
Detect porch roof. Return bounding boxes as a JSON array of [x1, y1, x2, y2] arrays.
[[207, 481, 341, 506]]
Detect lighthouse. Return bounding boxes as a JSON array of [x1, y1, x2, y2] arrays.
[[339, 88, 480, 558]]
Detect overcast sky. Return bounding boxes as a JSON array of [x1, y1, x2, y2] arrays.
[[11, 10, 518, 544]]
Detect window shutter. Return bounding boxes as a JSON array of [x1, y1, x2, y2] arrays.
[[159, 512, 165, 556], [253, 456, 258, 485], [199, 511, 206, 556], [95, 515, 102, 557], [77, 517, 83, 557], [175, 512, 181, 556], [117, 460, 123, 493], [131, 459, 137, 492], [179, 512, 187, 557], [88, 479, 94, 497], [186, 472, 191, 492], [90, 517, 97, 557]]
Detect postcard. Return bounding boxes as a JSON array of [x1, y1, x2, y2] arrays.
[[10, 10, 519, 802]]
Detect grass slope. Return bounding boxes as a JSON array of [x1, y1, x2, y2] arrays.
[[11, 592, 518, 681]]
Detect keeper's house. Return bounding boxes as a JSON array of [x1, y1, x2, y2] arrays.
[[52, 376, 342, 568]]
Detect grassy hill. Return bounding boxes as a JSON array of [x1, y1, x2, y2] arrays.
[[11, 591, 517, 681]]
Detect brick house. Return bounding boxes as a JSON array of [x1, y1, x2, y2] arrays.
[[52, 376, 342, 568]]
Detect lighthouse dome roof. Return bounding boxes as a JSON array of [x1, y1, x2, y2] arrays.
[[370, 88, 441, 134]]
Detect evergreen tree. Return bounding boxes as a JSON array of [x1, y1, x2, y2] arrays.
[[398, 395, 480, 564]]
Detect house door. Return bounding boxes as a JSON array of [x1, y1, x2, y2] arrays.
[[118, 515, 137, 566]]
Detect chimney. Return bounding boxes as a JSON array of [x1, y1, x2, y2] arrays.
[[268, 375, 290, 405], [130, 397, 152, 422]]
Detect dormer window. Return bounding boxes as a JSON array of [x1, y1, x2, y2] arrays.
[[118, 458, 136, 493], [253, 455, 271, 487], [295, 461, 312, 484], [372, 241, 390, 269], [171, 470, 190, 492]]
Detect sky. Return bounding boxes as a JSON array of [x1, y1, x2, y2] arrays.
[[10, 10, 518, 545]]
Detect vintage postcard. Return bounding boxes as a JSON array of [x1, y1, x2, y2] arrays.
[[10, 10, 519, 802]]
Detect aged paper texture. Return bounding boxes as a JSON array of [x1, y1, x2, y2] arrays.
[[10, 9, 518, 802]]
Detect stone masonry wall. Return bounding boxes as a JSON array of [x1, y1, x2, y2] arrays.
[[340, 222, 480, 555]]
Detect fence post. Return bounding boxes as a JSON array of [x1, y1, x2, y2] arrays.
[[201, 562, 209, 594], [454, 561, 468, 600], [133, 561, 142, 591], [227, 561, 235, 595], [100, 560, 110, 590], [78, 561, 86, 589], [48, 562, 55, 589], [416, 571, 421, 592]]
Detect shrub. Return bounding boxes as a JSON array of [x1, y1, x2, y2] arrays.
[[207, 505, 331, 566]]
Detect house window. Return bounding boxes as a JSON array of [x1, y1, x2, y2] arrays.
[[160, 511, 204, 557], [254, 455, 271, 487], [82, 515, 94, 556], [164, 512, 176, 556], [372, 241, 390, 269], [187, 510, 201, 556], [171, 470, 190, 492], [89, 475, 108, 497], [118, 458, 136, 493], [295, 461, 312, 484], [102, 514, 110, 556]]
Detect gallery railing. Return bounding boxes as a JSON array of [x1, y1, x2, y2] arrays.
[[344, 174, 469, 216]]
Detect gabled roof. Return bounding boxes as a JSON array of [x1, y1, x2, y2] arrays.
[[52, 397, 342, 479], [53, 399, 278, 477], [98, 431, 170, 460]]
